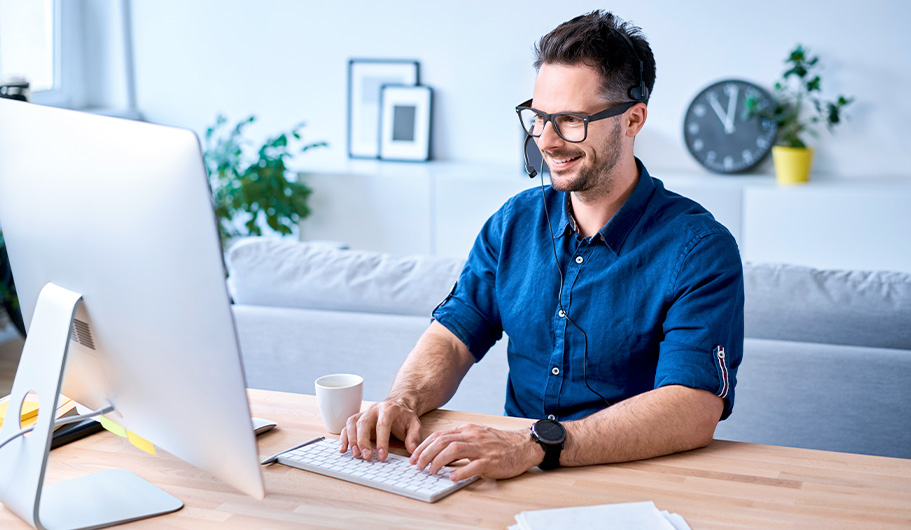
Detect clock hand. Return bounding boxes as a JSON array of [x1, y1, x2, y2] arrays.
[[725, 85, 739, 133], [707, 92, 731, 133]]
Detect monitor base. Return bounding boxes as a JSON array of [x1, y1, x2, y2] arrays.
[[0, 283, 183, 530]]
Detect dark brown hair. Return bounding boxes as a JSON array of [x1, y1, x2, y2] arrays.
[[534, 11, 656, 105]]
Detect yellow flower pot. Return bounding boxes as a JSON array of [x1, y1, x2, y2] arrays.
[[772, 146, 814, 185]]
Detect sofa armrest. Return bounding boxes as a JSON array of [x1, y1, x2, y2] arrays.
[[714, 337, 911, 458]]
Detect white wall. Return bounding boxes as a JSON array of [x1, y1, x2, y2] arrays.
[[129, 0, 911, 178]]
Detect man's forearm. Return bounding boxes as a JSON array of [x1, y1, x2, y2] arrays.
[[561, 385, 723, 466], [386, 321, 476, 416]]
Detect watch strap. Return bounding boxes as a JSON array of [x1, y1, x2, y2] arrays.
[[538, 440, 563, 470], [531, 419, 565, 470]]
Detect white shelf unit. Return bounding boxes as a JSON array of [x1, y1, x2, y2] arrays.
[[295, 159, 911, 273]]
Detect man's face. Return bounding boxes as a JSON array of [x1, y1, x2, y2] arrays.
[[532, 63, 624, 196]]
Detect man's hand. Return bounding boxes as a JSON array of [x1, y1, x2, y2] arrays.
[[409, 423, 544, 482], [339, 399, 424, 461], [338, 321, 474, 461]]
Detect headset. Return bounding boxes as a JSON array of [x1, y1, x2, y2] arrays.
[[522, 27, 648, 408], [616, 30, 649, 104]]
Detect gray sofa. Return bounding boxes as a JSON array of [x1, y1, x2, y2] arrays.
[[227, 238, 911, 459]]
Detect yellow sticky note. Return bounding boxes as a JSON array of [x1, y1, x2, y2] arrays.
[[0, 397, 41, 428], [99, 416, 127, 437], [127, 431, 157, 455]]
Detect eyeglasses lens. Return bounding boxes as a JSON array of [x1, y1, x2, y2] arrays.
[[518, 109, 586, 142]]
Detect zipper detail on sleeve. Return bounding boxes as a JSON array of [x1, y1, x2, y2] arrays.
[[432, 281, 458, 317], [714, 345, 730, 399]]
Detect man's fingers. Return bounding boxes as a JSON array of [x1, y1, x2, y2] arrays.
[[404, 415, 424, 454], [338, 425, 350, 453], [409, 429, 441, 465], [429, 440, 472, 475], [374, 412, 392, 461], [413, 430, 460, 470], [448, 459, 484, 482], [342, 413, 363, 456], [355, 414, 376, 459], [338, 401, 424, 461]]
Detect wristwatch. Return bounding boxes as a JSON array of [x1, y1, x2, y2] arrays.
[[530, 418, 566, 470]]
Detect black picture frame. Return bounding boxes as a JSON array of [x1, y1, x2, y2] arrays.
[[347, 59, 419, 159], [378, 85, 433, 162]]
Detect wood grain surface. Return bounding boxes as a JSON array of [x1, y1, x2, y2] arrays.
[[1, 389, 908, 529]]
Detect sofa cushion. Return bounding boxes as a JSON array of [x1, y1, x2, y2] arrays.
[[744, 262, 911, 350], [226, 238, 465, 317]]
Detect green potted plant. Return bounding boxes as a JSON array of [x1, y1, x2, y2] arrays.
[[203, 115, 326, 246], [746, 45, 853, 184]]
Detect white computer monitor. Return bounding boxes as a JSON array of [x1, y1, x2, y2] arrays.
[[0, 99, 264, 529]]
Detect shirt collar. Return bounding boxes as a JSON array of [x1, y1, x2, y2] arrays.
[[552, 158, 657, 253], [553, 193, 576, 240]]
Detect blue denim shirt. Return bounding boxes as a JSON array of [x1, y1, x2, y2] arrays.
[[433, 160, 744, 422]]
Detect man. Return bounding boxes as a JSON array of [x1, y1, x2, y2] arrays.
[[340, 10, 744, 482]]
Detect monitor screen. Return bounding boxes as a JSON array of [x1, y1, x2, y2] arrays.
[[0, 100, 265, 501]]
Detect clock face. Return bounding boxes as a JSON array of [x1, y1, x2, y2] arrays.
[[683, 79, 777, 174]]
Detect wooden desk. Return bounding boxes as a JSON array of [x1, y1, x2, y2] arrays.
[[2, 389, 909, 529]]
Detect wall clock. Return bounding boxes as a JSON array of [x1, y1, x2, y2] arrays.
[[683, 79, 777, 174]]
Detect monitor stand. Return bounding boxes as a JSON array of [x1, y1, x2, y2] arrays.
[[0, 283, 183, 530]]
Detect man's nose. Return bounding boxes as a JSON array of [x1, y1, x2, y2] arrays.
[[536, 120, 564, 152]]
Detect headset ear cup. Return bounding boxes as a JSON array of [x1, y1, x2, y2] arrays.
[[614, 29, 648, 104], [629, 84, 648, 103]]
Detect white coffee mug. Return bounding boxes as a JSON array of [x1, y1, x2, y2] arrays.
[[315, 373, 364, 434]]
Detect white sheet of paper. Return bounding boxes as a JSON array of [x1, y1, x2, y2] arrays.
[[515, 501, 682, 530], [662, 510, 693, 530]]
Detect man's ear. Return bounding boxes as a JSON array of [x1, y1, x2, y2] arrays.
[[625, 103, 647, 137]]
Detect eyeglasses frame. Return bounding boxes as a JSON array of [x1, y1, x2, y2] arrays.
[[515, 99, 638, 143]]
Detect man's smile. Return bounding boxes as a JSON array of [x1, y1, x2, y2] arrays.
[[546, 151, 584, 171]]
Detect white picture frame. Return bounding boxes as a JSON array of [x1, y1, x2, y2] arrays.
[[378, 84, 432, 162], [347, 60, 419, 159]]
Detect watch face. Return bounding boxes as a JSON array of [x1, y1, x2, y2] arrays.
[[533, 419, 566, 444], [683, 79, 777, 174]]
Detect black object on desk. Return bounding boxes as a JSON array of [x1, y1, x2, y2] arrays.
[[51, 419, 104, 449]]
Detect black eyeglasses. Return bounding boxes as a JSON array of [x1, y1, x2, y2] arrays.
[[515, 99, 637, 143]]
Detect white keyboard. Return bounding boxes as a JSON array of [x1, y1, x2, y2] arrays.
[[275, 437, 480, 503]]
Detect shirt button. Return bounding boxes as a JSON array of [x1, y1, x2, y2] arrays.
[[558, 309, 566, 318], [551, 367, 560, 375], [547, 414, 556, 421], [575, 256, 584, 264]]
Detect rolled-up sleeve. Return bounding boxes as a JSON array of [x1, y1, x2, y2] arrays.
[[654, 230, 744, 420], [432, 205, 509, 361]]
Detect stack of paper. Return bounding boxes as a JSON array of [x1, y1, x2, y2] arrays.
[[0, 394, 78, 430], [511, 501, 691, 530]]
